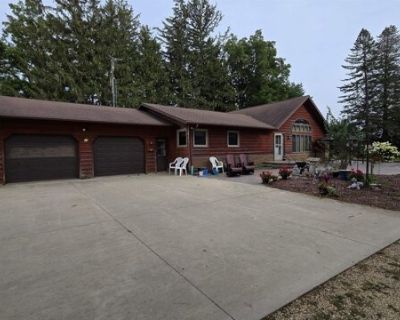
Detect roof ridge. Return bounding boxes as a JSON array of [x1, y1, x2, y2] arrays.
[[231, 96, 310, 113]]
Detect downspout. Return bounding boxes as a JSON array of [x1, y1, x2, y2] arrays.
[[188, 123, 193, 174]]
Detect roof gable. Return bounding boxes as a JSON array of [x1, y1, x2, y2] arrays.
[[0, 96, 170, 126], [230, 96, 326, 131], [140, 103, 274, 129]]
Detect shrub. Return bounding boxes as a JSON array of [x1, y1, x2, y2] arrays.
[[318, 172, 332, 184], [279, 167, 292, 180], [260, 171, 273, 184], [369, 141, 400, 162], [318, 182, 338, 197], [349, 169, 364, 182]]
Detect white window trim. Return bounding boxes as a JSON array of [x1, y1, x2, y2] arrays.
[[176, 128, 188, 148], [193, 129, 208, 147], [227, 130, 240, 147]]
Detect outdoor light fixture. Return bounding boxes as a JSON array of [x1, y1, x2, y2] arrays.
[[82, 128, 86, 132], [84, 138, 89, 143]]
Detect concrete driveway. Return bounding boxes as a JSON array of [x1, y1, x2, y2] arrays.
[[1, 175, 399, 320]]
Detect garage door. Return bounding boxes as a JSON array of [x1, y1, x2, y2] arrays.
[[5, 135, 78, 183], [93, 137, 144, 177]]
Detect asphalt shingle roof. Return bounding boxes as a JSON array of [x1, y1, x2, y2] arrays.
[[0, 96, 170, 126], [140, 103, 274, 129], [230, 96, 314, 128]]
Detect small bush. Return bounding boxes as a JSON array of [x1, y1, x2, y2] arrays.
[[318, 182, 338, 197], [279, 167, 292, 180], [260, 171, 273, 184], [349, 169, 364, 182]]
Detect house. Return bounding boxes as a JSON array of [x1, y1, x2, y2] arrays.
[[139, 95, 326, 167], [0, 95, 326, 184]]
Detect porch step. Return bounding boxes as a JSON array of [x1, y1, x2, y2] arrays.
[[259, 161, 297, 169]]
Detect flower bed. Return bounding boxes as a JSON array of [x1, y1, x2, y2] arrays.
[[266, 174, 400, 211]]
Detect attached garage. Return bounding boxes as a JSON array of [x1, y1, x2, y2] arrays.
[[5, 135, 78, 183], [93, 137, 145, 177]]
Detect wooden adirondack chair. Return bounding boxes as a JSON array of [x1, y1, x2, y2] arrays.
[[226, 154, 242, 177], [239, 154, 255, 174]]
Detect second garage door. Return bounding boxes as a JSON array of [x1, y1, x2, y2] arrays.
[[93, 137, 145, 177]]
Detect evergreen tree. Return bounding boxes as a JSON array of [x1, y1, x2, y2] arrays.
[[376, 26, 400, 145], [339, 29, 378, 183], [225, 30, 304, 109], [136, 26, 170, 104], [185, 0, 234, 110], [159, 0, 191, 106], [98, 0, 140, 107], [160, 0, 234, 110], [1, 0, 60, 98]]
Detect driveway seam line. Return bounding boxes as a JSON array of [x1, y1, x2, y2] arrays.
[[71, 182, 237, 320]]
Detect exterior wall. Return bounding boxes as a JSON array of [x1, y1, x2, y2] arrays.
[[277, 104, 326, 161], [0, 118, 174, 184], [170, 126, 274, 168]]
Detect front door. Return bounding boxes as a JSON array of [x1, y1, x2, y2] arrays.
[[156, 139, 168, 172], [274, 133, 283, 161]]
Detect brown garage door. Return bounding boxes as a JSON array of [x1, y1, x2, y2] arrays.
[[5, 135, 78, 183], [93, 137, 145, 177]]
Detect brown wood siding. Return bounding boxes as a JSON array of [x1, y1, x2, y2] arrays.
[[169, 126, 273, 167], [0, 118, 174, 184], [278, 104, 326, 160]]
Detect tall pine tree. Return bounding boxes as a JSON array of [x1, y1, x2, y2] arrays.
[[375, 26, 400, 145], [159, 0, 234, 110], [340, 29, 378, 182], [159, 0, 191, 106], [136, 26, 170, 104]]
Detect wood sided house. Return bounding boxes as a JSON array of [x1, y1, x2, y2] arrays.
[[0, 95, 326, 184]]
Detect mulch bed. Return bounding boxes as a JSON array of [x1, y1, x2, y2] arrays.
[[266, 174, 400, 211]]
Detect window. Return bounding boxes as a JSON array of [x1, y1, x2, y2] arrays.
[[292, 120, 312, 152], [227, 131, 240, 147], [193, 129, 208, 147], [177, 129, 187, 147], [292, 135, 312, 152]]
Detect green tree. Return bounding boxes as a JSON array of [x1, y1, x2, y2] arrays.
[[225, 30, 304, 109], [136, 26, 170, 104], [375, 26, 400, 145], [160, 0, 234, 110], [326, 108, 363, 168], [339, 29, 378, 183], [1, 0, 61, 98], [98, 0, 140, 107], [159, 0, 191, 106]]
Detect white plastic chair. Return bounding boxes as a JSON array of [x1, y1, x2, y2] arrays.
[[209, 156, 224, 174], [176, 157, 189, 176], [169, 157, 183, 175]]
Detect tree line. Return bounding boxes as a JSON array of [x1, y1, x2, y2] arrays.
[[0, 0, 304, 111]]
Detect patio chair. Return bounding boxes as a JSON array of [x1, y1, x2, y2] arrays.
[[239, 154, 255, 174], [169, 157, 183, 175], [176, 157, 189, 176], [209, 156, 224, 174], [226, 154, 242, 177]]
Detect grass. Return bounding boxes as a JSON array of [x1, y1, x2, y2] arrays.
[[263, 240, 400, 320]]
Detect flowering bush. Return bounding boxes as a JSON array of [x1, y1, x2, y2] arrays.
[[260, 171, 273, 184], [318, 171, 332, 184], [260, 171, 279, 184], [369, 141, 400, 162], [349, 169, 364, 182], [279, 167, 292, 180]]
